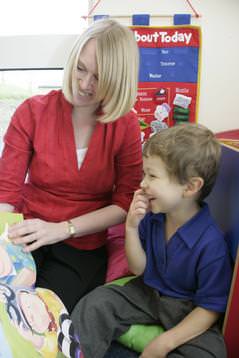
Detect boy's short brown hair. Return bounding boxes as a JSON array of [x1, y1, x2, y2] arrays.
[[143, 123, 221, 202]]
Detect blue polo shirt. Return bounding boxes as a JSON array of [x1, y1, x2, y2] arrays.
[[139, 203, 232, 312]]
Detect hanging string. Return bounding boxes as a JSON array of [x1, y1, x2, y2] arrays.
[[184, 0, 201, 17], [81, 0, 103, 20], [82, 0, 201, 20]]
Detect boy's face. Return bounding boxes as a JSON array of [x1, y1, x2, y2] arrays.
[[140, 155, 186, 214]]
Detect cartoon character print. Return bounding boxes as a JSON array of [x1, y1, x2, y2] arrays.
[[0, 219, 81, 357], [58, 312, 81, 358], [0, 224, 36, 287], [0, 283, 80, 357]]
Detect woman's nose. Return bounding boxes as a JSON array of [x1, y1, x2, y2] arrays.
[[80, 75, 93, 90]]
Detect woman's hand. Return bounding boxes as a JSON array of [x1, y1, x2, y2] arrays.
[[8, 219, 69, 252]]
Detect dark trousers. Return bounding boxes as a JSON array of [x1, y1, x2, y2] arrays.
[[104, 342, 139, 358], [71, 276, 227, 358], [32, 242, 107, 313]]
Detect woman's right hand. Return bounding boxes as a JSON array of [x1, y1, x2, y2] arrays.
[[8, 219, 69, 252]]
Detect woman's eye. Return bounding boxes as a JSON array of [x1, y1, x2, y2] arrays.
[[77, 65, 85, 72]]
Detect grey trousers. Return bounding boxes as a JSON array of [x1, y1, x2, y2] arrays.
[[71, 276, 227, 358]]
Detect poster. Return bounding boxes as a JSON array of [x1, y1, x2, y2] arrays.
[[131, 26, 201, 141]]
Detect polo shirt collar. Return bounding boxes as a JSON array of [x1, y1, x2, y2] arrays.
[[150, 203, 215, 249], [178, 203, 214, 248]]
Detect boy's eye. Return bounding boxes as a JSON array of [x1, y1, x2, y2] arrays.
[[143, 172, 157, 179]]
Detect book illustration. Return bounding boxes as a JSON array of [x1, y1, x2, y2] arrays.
[[0, 213, 80, 357], [0, 223, 36, 287]]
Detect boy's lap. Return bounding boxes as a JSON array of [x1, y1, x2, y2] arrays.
[[104, 330, 226, 358], [104, 341, 139, 358], [80, 277, 227, 358]]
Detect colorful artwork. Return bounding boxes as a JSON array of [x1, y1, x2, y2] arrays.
[[0, 213, 80, 357], [0, 222, 36, 287], [131, 26, 201, 141]]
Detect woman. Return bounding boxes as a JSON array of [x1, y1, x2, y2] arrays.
[[0, 19, 142, 313]]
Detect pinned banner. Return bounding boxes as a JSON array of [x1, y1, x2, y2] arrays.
[[132, 14, 150, 26], [173, 14, 191, 25], [93, 15, 109, 21]]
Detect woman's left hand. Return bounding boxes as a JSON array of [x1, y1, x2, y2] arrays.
[[8, 219, 69, 252]]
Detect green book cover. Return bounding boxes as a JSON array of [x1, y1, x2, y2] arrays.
[[0, 212, 23, 234]]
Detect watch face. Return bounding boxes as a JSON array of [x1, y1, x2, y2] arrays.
[[68, 221, 75, 235]]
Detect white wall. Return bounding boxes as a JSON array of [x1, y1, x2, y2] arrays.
[[89, 0, 239, 133], [0, 0, 238, 132], [0, 0, 88, 68], [0, 35, 78, 69]]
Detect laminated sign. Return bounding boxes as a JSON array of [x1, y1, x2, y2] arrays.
[[131, 26, 201, 141]]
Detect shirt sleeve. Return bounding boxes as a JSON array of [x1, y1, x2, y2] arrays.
[[194, 249, 232, 312], [112, 112, 142, 212], [0, 99, 34, 209], [138, 214, 150, 250]]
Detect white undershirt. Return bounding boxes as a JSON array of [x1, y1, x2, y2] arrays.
[[76, 147, 87, 169]]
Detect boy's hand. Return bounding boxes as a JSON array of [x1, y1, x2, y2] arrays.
[[139, 333, 173, 358], [126, 189, 149, 230]]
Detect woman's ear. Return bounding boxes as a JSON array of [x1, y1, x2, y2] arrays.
[[183, 177, 204, 198]]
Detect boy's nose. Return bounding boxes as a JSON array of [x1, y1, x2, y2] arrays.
[[140, 178, 147, 189]]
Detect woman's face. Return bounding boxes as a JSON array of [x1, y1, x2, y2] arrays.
[[71, 38, 100, 111]]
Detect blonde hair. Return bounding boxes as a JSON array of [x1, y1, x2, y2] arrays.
[[143, 124, 221, 202], [63, 19, 139, 123]]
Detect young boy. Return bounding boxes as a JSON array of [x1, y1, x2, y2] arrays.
[[71, 124, 232, 358]]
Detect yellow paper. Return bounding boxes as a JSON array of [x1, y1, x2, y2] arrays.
[[0, 212, 23, 234]]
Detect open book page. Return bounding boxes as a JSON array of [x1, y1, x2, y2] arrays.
[[0, 213, 81, 357], [0, 213, 36, 287]]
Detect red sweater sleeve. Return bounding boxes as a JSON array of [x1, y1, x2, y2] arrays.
[[112, 111, 142, 212], [0, 99, 33, 209]]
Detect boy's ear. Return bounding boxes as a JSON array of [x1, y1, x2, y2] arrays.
[[184, 177, 204, 198]]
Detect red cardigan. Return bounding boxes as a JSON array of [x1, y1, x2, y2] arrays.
[[0, 90, 142, 250]]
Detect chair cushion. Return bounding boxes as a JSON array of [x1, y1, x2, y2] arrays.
[[108, 276, 165, 353], [106, 224, 130, 282]]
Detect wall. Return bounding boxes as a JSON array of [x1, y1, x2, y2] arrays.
[[0, 0, 238, 133], [0, 35, 78, 69], [89, 0, 239, 133]]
